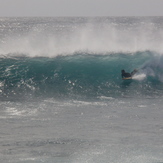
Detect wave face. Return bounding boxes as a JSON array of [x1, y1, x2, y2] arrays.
[[0, 51, 163, 100], [0, 17, 163, 100]]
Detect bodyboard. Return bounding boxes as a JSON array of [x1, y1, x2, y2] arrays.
[[122, 77, 132, 80]]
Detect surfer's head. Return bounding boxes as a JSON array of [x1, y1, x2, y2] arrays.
[[121, 69, 125, 73]]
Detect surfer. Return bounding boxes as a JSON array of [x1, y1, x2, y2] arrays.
[[121, 69, 138, 78]]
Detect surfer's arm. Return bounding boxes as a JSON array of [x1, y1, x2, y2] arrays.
[[131, 69, 138, 76]]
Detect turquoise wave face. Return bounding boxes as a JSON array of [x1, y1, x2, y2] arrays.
[[0, 51, 163, 100]]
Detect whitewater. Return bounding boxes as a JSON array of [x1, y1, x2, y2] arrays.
[[0, 17, 163, 163]]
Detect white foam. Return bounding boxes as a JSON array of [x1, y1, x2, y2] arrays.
[[132, 73, 146, 81]]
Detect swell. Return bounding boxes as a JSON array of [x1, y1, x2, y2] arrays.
[[0, 51, 163, 100]]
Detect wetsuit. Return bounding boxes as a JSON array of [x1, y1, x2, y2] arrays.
[[121, 69, 138, 78]]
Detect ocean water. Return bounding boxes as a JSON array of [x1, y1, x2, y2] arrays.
[[0, 17, 163, 163]]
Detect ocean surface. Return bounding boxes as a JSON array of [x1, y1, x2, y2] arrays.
[[0, 17, 163, 163]]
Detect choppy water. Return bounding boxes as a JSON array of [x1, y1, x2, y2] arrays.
[[0, 17, 163, 163]]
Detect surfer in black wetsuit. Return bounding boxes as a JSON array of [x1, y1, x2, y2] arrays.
[[121, 70, 131, 78], [121, 69, 138, 78]]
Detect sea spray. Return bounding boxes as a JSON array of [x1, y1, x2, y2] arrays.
[[1, 17, 163, 57]]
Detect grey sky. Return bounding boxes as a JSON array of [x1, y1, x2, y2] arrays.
[[0, 0, 163, 17]]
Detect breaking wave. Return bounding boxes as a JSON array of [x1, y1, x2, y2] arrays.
[[0, 51, 163, 100]]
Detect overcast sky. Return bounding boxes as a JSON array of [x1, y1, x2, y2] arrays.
[[0, 0, 163, 17]]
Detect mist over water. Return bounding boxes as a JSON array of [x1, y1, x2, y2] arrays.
[[1, 17, 163, 57]]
